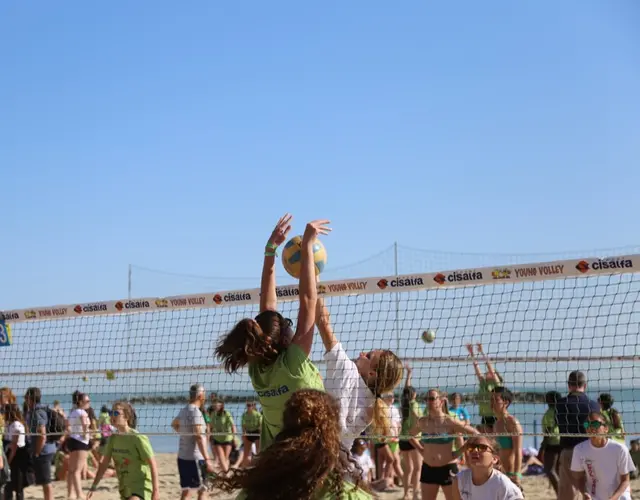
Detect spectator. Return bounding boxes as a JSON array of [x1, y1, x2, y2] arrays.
[[449, 393, 470, 425], [555, 371, 599, 500], [570, 411, 635, 500], [629, 440, 639, 480], [3, 404, 29, 500], [172, 384, 214, 499], [540, 390, 562, 494], [597, 393, 625, 444], [24, 387, 56, 500], [66, 391, 92, 500]]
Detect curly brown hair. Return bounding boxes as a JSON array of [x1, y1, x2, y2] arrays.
[[214, 310, 293, 373], [210, 389, 366, 500]]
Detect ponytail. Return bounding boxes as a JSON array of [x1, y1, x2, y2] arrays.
[[215, 318, 277, 373], [370, 396, 392, 439]]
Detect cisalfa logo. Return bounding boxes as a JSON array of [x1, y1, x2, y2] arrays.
[[575, 261, 589, 273], [213, 294, 223, 305], [433, 273, 446, 285], [74, 305, 83, 314], [115, 301, 124, 311], [376, 279, 388, 290]]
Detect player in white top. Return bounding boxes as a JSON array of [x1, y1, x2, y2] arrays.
[[453, 436, 524, 500], [570, 411, 636, 500], [66, 391, 92, 500], [315, 296, 404, 450], [3, 404, 30, 500]]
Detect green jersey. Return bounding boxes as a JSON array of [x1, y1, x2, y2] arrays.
[[601, 409, 625, 444], [249, 343, 324, 450], [401, 400, 423, 439], [104, 429, 155, 500], [210, 410, 234, 443], [542, 408, 560, 446], [236, 479, 372, 499], [242, 410, 262, 432], [478, 379, 502, 417]]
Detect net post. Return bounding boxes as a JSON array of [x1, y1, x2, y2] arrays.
[[394, 241, 400, 355]]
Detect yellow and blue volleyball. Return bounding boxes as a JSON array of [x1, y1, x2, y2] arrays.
[[282, 236, 327, 279]]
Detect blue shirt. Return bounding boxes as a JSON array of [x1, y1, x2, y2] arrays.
[[451, 406, 471, 422], [26, 404, 57, 456], [555, 392, 599, 449]]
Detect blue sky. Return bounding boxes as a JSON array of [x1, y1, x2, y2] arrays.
[[2, 1, 640, 310]]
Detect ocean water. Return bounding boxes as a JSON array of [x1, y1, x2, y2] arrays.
[[39, 393, 640, 454]]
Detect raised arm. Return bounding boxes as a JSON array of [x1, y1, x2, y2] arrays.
[[260, 213, 293, 313], [477, 343, 500, 381], [466, 343, 484, 382], [292, 219, 331, 355], [405, 364, 413, 388], [315, 295, 338, 352]]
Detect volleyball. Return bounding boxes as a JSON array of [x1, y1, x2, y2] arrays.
[[282, 236, 327, 279], [422, 329, 436, 343]]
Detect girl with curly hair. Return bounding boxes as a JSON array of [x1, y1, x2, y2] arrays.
[[314, 296, 404, 450], [215, 215, 330, 451], [211, 389, 372, 499]]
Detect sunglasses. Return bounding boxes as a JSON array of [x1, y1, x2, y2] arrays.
[[584, 421, 606, 430], [108, 410, 122, 417], [468, 444, 493, 454], [426, 396, 439, 401]]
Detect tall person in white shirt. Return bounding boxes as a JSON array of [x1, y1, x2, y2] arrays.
[[66, 391, 92, 500], [570, 412, 636, 500], [315, 296, 404, 450]]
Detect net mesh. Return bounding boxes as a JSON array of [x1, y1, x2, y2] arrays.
[[1, 254, 639, 452]]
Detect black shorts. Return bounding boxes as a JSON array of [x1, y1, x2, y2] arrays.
[[481, 416, 497, 427], [32, 453, 54, 485], [245, 431, 260, 443], [177, 458, 206, 490], [213, 439, 233, 446], [374, 443, 387, 450], [420, 462, 459, 486], [67, 438, 91, 452], [399, 440, 416, 452]]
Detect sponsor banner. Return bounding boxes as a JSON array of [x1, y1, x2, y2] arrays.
[[0, 318, 11, 347], [1, 255, 638, 324]]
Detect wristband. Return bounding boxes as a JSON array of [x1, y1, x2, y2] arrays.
[[265, 242, 278, 250], [264, 251, 277, 257], [90, 484, 98, 492]]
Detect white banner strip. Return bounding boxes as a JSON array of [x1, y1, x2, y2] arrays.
[[1, 254, 638, 324]]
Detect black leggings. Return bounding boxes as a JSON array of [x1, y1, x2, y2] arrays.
[[4, 446, 30, 500]]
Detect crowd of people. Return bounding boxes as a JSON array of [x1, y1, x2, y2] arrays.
[[0, 215, 639, 500]]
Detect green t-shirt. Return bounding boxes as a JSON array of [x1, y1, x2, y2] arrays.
[[104, 429, 154, 500], [542, 407, 560, 446], [478, 379, 502, 417], [242, 410, 262, 432], [401, 400, 423, 438], [210, 410, 234, 443], [236, 479, 372, 499], [601, 409, 625, 444], [249, 343, 324, 451]]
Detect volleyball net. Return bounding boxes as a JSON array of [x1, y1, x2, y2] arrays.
[[1, 253, 639, 444]]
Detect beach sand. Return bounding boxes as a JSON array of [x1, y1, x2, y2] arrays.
[[20, 453, 640, 499]]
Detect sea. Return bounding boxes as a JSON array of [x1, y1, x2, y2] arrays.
[[40, 389, 640, 454]]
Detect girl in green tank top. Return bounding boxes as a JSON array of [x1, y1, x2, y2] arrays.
[[598, 393, 625, 444], [210, 389, 372, 500], [214, 216, 331, 451], [399, 366, 424, 500]]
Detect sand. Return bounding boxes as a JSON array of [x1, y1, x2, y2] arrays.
[[19, 453, 640, 499]]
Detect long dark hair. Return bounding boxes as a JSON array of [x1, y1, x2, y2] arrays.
[[215, 311, 293, 373], [401, 386, 416, 421], [211, 389, 366, 499]]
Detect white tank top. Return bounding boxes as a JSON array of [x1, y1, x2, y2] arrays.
[[456, 468, 524, 500], [68, 408, 89, 444]]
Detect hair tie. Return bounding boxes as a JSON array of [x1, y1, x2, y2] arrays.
[[375, 393, 382, 399]]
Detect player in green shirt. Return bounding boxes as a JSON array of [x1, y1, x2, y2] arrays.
[[598, 393, 625, 444], [466, 343, 503, 432], [540, 390, 562, 494], [399, 366, 424, 500], [209, 400, 237, 472], [215, 215, 330, 450], [240, 402, 262, 467], [210, 389, 372, 499], [88, 402, 159, 500]]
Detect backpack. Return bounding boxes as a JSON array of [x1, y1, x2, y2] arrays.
[[45, 408, 66, 443]]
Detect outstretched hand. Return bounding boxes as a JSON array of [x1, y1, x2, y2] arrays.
[[268, 213, 293, 247], [476, 343, 484, 354], [466, 344, 474, 355], [302, 219, 331, 243]]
